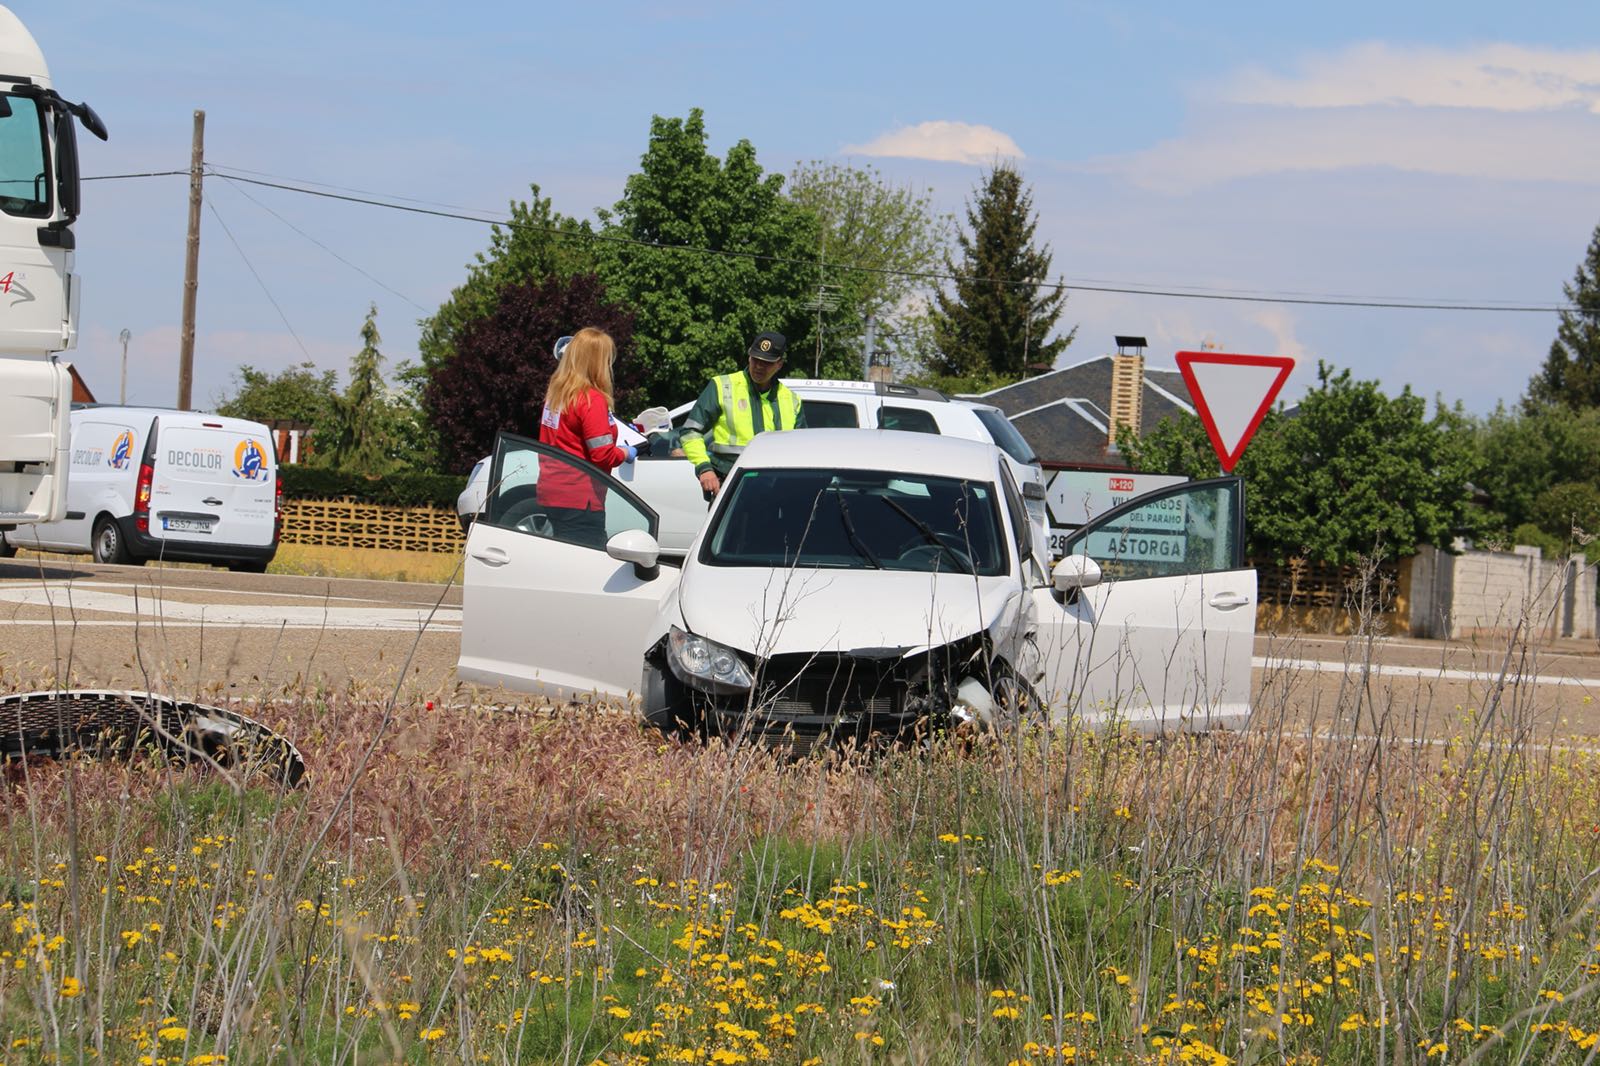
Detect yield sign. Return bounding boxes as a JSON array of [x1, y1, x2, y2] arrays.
[[1174, 350, 1295, 473]]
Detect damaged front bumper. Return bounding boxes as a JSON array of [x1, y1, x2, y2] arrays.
[[643, 632, 1011, 749]]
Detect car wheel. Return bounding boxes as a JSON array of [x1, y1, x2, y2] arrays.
[[0, 536, 14, 559], [990, 670, 1043, 733], [92, 518, 134, 565], [228, 560, 269, 574]]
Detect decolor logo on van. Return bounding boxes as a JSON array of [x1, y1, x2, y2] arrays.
[[108, 431, 134, 470], [233, 439, 268, 480]]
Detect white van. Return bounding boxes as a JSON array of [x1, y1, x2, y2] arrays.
[[2, 407, 281, 571]]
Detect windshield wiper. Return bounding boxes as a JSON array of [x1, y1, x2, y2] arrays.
[[878, 495, 974, 573], [829, 488, 883, 569]]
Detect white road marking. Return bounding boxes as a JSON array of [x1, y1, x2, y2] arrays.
[[1, 578, 454, 608], [1254, 655, 1600, 690], [0, 586, 460, 632]]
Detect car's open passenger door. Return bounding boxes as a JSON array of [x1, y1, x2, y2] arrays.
[[458, 432, 679, 701], [1026, 477, 1256, 731]]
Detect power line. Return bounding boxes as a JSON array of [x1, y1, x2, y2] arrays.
[[91, 165, 1576, 315], [207, 161, 511, 217], [215, 174, 428, 313], [83, 169, 189, 181], [203, 195, 313, 363]]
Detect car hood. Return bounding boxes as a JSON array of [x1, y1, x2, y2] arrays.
[[677, 563, 1022, 658]]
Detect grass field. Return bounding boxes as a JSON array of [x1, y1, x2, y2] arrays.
[[265, 544, 462, 585], [3, 631, 1600, 1064], [8, 544, 464, 585]]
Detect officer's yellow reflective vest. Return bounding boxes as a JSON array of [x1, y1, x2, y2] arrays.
[[684, 373, 801, 471]]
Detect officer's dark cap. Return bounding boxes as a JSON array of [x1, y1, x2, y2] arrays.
[[747, 331, 788, 362]]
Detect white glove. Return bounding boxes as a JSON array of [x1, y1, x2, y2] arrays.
[[634, 406, 672, 435]]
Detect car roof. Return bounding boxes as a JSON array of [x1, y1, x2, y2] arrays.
[[783, 378, 949, 403], [738, 428, 1002, 481], [73, 405, 271, 435]]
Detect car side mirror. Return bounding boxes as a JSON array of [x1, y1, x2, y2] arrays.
[[607, 528, 661, 581], [1052, 554, 1102, 593]]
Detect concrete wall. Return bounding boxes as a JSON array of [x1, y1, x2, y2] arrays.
[[1408, 544, 1595, 640]]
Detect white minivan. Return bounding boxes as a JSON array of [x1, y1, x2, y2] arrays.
[[2, 407, 281, 571]]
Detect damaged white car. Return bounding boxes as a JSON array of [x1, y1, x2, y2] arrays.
[[458, 429, 1257, 745]]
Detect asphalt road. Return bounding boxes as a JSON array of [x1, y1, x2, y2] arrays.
[[3, 558, 1598, 742]]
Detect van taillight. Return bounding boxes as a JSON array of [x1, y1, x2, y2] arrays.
[[133, 461, 154, 533], [273, 477, 283, 538]]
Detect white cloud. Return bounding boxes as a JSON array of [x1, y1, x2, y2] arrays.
[[1084, 43, 1600, 191], [1218, 43, 1600, 114], [1245, 308, 1308, 361], [844, 121, 1024, 165], [1104, 105, 1600, 190]]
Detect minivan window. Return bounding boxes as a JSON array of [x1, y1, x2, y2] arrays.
[[878, 406, 940, 434], [801, 401, 859, 428], [972, 407, 1038, 465]]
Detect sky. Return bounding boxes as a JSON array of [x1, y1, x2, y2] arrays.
[[20, 1, 1600, 417]]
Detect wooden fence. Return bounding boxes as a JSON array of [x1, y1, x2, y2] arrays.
[[1253, 557, 1411, 634], [280, 498, 464, 554]]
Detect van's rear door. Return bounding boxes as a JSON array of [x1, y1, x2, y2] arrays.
[[149, 422, 277, 547]]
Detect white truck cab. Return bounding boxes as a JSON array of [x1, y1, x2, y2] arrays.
[[0, 6, 107, 537]]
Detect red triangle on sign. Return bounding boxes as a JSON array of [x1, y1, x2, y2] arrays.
[[1174, 351, 1295, 473]]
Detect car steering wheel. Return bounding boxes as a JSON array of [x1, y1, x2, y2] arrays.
[[894, 538, 974, 572]]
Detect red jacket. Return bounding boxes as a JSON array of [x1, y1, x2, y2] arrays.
[[537, 388, 630, 511]]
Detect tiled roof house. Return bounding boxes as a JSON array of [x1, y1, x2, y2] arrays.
[[974, 351, 1194, 470]]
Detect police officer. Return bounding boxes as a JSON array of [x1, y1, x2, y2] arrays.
[[681, 331, 807, 496]]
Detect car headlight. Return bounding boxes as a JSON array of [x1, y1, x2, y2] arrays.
[[667, 626, 754, 694]]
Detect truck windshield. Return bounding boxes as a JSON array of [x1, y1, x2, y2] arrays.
[[0, 94, 49, 218], [703, 467, 1007, 575]]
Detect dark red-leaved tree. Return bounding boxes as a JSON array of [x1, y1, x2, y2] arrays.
[[423, 273, 638, 472]]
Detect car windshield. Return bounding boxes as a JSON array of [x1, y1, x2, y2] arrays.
[[703, 467, 1007, 575], [970, 406, 1038, 465]]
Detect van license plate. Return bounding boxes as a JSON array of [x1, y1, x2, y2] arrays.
[[162, 517, 214, 533]]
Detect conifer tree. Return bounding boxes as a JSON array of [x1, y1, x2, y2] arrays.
[[1528, 219, 1600, 410], [317, 304, 399, 475], [928, 164, 1073, 379]]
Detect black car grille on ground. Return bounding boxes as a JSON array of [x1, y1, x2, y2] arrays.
[[0, 690, 306, 788]]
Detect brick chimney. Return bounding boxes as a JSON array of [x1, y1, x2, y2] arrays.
[[1107, 342, 1145, 448]]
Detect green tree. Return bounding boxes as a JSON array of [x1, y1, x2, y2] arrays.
[[594, 109, 822, 403], [786, 161, 951, 375], [1474, 403, 1600, 532], [422, 273, 637, 472], [415, 185, 596, 376], [1123, 363, 1482, 564], [316, 305, 401, 476], [928, 164, 1073, 379], [1528, 219, 1600, 410], [214, 361, 337, 428]]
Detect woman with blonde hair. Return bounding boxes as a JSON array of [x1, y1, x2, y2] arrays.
[[535, 327, 635, 546]]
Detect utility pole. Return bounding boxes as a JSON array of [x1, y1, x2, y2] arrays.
[[118, 328, 130, 403], [862, 314, 876, 380], [177, 109, 204, 411]]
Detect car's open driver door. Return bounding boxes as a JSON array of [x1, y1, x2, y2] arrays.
[[458, 432, 679, 701]]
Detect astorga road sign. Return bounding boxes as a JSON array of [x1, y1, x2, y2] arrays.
[[1175, 351, 1295, 473]]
